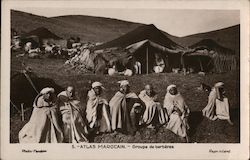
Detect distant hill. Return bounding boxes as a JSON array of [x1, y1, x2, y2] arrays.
[[170, 25, 240, 54], [11, 10, 239, 54], [11, 10, 143, 43]]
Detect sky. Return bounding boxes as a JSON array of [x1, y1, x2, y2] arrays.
[[16, 8, 240, 37]]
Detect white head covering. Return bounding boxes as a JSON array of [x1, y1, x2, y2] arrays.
[[118, 80, 129, 87], [214, 82, 224, 88], [167, 84, 177, 92], [40, 87, 55, 94], [92, 81, 105, 89], [133, 103, 141, 107]]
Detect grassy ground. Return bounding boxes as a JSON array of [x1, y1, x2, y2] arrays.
[[10, 55, 240, 143]]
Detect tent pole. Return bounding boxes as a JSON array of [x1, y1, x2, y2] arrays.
[[146, 47, 149, 74], [181, 54, 186, 75], [21, 103, 24, 121], [199, 57, 204, 71]]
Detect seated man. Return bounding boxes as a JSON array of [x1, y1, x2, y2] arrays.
[[19, 87, 63, 143], [163, 85, 190, 142], [109, 80, 143, 135], [153, 53, 165, 73], [86, 82, 111, 134], [139, 84, 168, 129], [57, 86, 89, 143], [202, 82, 233, 125]]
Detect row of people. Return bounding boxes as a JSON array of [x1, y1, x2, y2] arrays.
[[19, 80, 232, 143]]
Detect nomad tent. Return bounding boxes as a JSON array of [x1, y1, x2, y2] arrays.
[[183, 39, 237, 73], [11, 57, 63, 116], [22, 27, 62, 47], [94, 24, 183, 74]]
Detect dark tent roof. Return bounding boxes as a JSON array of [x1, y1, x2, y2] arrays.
[[183, 39, 237, 73], [188, 39, 235, 56], [23, 27, 62, 40], [95, 24, 183, 50]]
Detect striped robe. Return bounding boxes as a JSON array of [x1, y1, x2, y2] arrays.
[[57, 91, 88, 143], [139, 90, 168, 126], [109, 91, 142, 134]]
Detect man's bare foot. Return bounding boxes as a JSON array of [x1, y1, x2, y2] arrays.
[[147, 124, 154, 129], [111, 130, 118, 135]]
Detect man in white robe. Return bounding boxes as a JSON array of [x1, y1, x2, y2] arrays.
[[57, 86, 89, 143], [86, 82, 111, 134], [202, 82, 233, 125], [153, 53, 165, 73], [139, 84, 168, 129], [109, 80, 143, 135], [163, 85, 190, 142], [19, 88, 63, 143]]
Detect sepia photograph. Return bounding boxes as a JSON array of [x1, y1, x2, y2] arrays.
[[1, 0, 249, 159]]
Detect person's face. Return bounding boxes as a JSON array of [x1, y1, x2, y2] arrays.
[[218, 87, 225, 95], [93, 86, 102, 95], [43, 92, 54, 102], [66, 87, 75, 99], [145, 85, 153, 96], [169, 87, 177, 95], [121, 85, 130, 94]]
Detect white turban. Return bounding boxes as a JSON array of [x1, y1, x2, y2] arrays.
[[40, 87, 55, 94], [167, 84, 177, 92], [133, 103, 141, 107], [214, 82, 224, 88], [92, 81, 105, 89], [124, 69, 133, 76], [118, 80, 129, 87]]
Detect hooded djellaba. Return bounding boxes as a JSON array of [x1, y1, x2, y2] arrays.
[[57, 86, 89, 143], [163, 84, 190, 142], [109, 80, 144, 135], [202, 82, 233, 125], [86, 82, 111, 135], [19, 87, 64, 143], [139, 84, 168, 129]]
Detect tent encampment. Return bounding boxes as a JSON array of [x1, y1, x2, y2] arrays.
[[94, 24, 184, 74], [183, 39, 237, 73], [22, 27, 63, 47]]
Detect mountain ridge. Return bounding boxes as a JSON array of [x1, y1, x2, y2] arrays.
[[11, 10, 239, 53]]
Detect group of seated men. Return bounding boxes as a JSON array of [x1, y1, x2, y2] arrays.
[[18, 80, 233, 143]]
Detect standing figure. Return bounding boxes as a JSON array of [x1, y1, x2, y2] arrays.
[[202, 82, 233, 125], [134, 61, 141, 75], [109, 80, 143, 135], [57, 86, 89, 143], [19, 88, 63, 143], [139, 84, 168, 128], [163, 85, 190, 142], [86, 82, 111, 134]]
